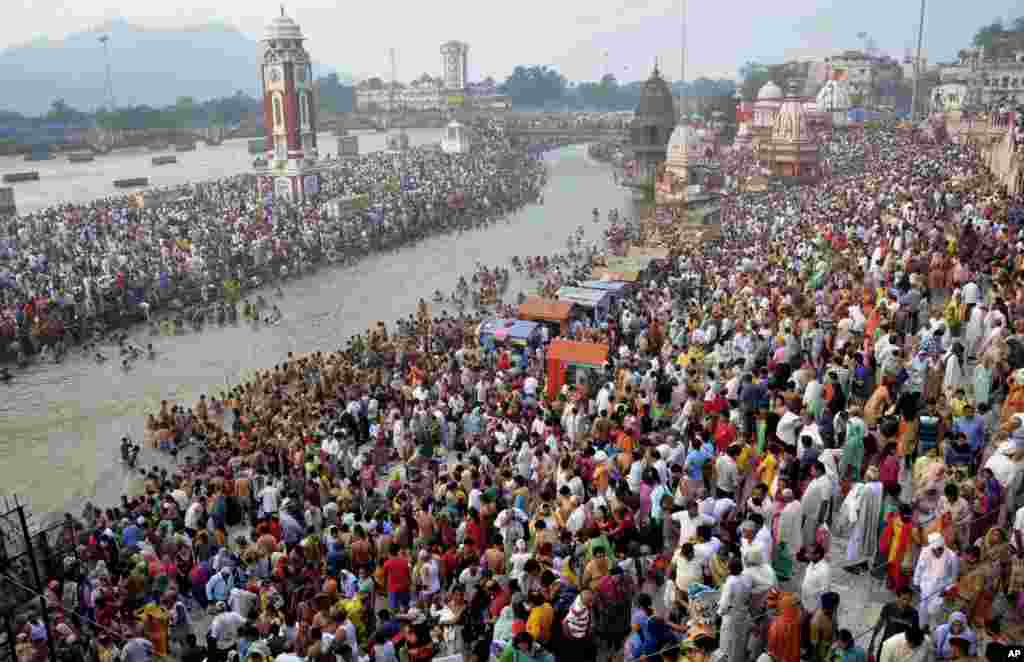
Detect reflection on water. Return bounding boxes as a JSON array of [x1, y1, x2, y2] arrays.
[[0, 144, 628, 518]]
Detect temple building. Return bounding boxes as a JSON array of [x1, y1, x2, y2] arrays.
[[816, 77, 852, 128], [656, 122, 695, 206], [254, 8, 321, 203], [757, 80, 821, 182], [751, 81, 784, 149], [628, 66, 677, 184]]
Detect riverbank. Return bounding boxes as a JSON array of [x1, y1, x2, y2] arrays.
[[0, 135, 555, 365], [0, 142, 630, 522]]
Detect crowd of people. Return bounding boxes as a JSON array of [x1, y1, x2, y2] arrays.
[[0, 120, 546, 365], [7, 118, 1024, 662]]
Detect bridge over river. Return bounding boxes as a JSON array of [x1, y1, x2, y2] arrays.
[[82, 125, 235, 152], [503, 125, 628, 145]]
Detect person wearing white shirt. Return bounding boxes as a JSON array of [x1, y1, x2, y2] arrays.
[[257, 483, 280, 518], [712, 497, 737, 523], [184, 498, 205, 533], [671, 501, 710, 544], [962, 280, 979, 306], [801, 545, 831, 611], [777, 408, 801, 447], [714, 446, 740, 498], [209, 608, 246, 654], [1013, 504, 1024, 552], [692, 525, 721, 571]]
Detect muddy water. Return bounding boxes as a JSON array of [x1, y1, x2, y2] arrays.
[[0, 143, 629, 519]]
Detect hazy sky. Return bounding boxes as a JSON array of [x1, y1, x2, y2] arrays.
[[3, 0, 1020, 82]]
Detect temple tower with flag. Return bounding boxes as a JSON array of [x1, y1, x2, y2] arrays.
[[255, 6, 320, 204]]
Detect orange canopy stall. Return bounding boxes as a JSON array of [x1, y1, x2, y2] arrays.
[[518, 296, 576, 336], [546, 339, 609, 401]]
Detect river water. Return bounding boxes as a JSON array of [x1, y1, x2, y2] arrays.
[[0, 135, 628, 520]]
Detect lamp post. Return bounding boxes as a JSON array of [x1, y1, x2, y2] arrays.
[[910, 0, 926, 122]]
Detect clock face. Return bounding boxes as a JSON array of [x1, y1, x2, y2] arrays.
[[267, 66, 282, 83]]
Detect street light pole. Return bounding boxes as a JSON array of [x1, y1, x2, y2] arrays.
[[679, 0, 687, 120], [910, 0, 926, 122]]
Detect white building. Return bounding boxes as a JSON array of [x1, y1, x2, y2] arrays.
[[816, 79, 852, 127], [440, 41, 469, 91], [825, 51, 904, 106], [355, 76, 445, 112], [931, 82, 969, 111], [971, 53, 1024, 106], [441, 120, 471, 154]]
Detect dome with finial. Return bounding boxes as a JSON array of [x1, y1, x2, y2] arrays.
[[666, 122, 695, 172], [771, 80, 812, 143], [757, 81, 783, 102], [265, 6, 304, 42], [633, 66, 677, 126]]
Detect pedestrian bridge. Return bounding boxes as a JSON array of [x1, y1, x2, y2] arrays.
[[504, 125, 628, 144], [82, 126, 232, 153]]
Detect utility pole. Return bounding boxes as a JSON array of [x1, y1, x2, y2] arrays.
[[98, 35, 115, 111], [679, 0, 687, 120], [910, 0, 926, 122]]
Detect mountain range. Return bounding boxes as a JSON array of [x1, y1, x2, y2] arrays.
[[0, 18, 346, 116]]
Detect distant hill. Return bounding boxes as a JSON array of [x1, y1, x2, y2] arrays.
[[0, 18, 347, 116]]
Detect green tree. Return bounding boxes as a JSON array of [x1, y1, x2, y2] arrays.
[[316, 73, 355, 114], [738, 62, 797, 101], [500, 65, 567, 108]]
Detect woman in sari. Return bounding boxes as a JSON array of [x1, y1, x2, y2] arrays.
[[969, 470, 1003, 544], [840, 407, 867, 482], [961, 527, 1011, 626], [766, 592, 802, 662], [594, 567, 632, 653]]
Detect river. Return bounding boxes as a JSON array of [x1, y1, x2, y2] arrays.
[[0, 137, 629, 520]]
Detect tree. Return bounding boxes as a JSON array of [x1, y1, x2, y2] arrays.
[[738, 62, 798, 101], [46, 98, 87, 124], [317, 73, 355, 114], [500, 65, 567, 108]]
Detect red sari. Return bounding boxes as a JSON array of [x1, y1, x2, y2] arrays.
[[879, 513, 915, 591]]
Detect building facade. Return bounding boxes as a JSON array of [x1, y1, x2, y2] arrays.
[[825, 51, 904, 107], [256, 9, 319, 203], [440, 41, 469, 91], [969, 53, 1024, 106]]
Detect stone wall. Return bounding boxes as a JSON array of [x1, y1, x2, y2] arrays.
[[946, 112, 1022, 195]]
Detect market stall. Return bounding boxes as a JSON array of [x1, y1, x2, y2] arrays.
[[517, 296, 576, 337], [555, 286, 612, 323], [545, 338, 609, 401], [477, 318, 542, 370], [579, 279, 631, 304]]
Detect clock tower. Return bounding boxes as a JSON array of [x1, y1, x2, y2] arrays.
[[256, 6, 320, 204]]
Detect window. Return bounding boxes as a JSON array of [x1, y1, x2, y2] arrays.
[[274, 136, 286, 161], [273, 95, 283, 128], [1004, 76, 1011, 88], [300, 92, 310, 128]]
